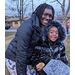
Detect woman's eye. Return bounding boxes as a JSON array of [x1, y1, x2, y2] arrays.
[[49, 15, 52, 17], [44, 14, 47, 16]]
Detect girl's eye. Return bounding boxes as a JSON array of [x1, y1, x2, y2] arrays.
[[50, 32, 53, 33], [56, 33, 58, 34], [56, 32, 58, 34]]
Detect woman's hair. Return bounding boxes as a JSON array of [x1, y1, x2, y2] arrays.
[[46, 20, 66, 41], [33, 3, 55, 20]]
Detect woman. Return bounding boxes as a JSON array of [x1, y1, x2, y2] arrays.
[[5, 3, 55, 75]]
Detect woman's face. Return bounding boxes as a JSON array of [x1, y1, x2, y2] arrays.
[[48, 26, 58, 42], [40, 8, 53, 26]]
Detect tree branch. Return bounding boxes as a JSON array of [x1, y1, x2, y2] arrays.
[[49, 0, 57, 3], [62, 0, 65, 15], [5, 4, 16, 11], [63, 0, 65, 6], [66, 0, 70, 15], [56, 0, 63, 6]]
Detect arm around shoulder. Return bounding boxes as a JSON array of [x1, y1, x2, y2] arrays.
[[16, 21, 33, 75]]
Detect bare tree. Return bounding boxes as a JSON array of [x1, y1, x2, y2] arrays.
[[49, 0, 70, 28], [5, 0, 31, 24]]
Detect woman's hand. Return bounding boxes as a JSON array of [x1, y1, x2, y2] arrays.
[[65, 55, 68, 61]]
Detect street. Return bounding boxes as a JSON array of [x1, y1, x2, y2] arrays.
[[5, 29, 17, 32]]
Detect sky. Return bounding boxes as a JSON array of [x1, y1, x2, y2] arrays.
[[5, 0, 70, 17]]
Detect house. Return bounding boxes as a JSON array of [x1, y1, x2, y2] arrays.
[[56, 14, 70, 24], [5, 17, 29, 27]]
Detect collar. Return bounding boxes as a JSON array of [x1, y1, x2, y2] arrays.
[[31, 13, 41, 33]]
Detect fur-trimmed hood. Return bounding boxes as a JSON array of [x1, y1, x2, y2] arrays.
[[46, 20, 66, 42]]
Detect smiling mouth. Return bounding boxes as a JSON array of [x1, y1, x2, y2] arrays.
[[43, 21, 48, 24], [52, 37, 57, 40]]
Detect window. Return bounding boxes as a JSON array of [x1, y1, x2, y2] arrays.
[[15, 21, 18, 24]]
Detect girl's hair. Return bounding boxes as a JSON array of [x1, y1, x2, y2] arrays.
[[33, 3, 55, 20], [46, 20, 66, 41]]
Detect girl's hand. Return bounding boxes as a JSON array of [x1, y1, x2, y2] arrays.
[[36, 66, 44, 71], [36, 62, 45, 71]]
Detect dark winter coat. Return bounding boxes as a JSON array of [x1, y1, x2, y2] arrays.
[[32, 41, 67, 75], [5, 13, 46, 75], [31, 20, 68, 75]]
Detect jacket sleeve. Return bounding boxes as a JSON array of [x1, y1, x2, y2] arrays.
[[16, 21, 33, 75], [59, 45, 68, 65], [31, 49, 42, 70], [31, 46, 52, 70]]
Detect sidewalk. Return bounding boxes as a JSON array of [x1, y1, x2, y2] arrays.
[[5, 39, 12, 45]]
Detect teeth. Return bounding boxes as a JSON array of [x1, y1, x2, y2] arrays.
[[53, 37, 55, 38], [43, 21, 48, 23], [52, 37, 56, 39]]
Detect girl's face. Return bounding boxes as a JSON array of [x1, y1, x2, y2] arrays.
[[48, 26, 58, 42], [40, 8, 53, 26]]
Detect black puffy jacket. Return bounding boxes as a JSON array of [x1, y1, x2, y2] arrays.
[[5, 13, 46, 75], [31, 41, 68, 75], [32, 41, 67, 64], [31, 21, 68, 75]]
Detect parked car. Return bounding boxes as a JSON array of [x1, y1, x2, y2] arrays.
[[5, 23, 10, 29]]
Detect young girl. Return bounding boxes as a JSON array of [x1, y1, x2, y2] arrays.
[[31, 20, 68, 75]]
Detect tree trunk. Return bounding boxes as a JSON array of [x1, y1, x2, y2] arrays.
[[63, 15, 67, 28], [63, 15, 67, 34], [63, 17, 67, 41]]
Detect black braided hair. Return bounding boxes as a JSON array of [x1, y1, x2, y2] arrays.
[[33, 3, 55, 20]]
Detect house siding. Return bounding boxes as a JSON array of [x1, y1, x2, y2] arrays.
[[12, 21, 20, 27], [5, 17, 29, 28]]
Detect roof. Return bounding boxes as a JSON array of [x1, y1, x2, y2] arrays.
[[54, 14, 70, 20], [5, 17, 29, 22], [57, 14, 70, 18]]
